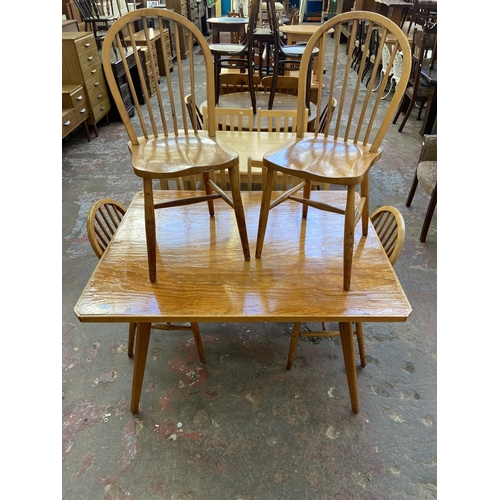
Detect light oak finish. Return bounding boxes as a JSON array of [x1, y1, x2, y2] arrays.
[[255, 12, 412, 290], [86, 198, 205, 362], [74, 190, 412, 414], [287, 204, 406, 369], [101, 9, 251, 282], [62, 32, 111, 136], [219, 73, 262, 95]]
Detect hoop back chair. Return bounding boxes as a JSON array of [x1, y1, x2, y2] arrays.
[[86, 198, 205, 361], [208, 0, 261, 113], [287, 205, 406, 369], [406, 134, 437, 242], [101, 9, 250, 283], [255, 12, 412, 291]]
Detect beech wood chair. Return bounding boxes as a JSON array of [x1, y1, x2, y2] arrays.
[[86, 198, 205, 361], [219, 73, 262, 95], [255, 12, 411, 291], [102, 9, 250, 283], [287, 205, 406, 369], [406, 134, 437, 242]]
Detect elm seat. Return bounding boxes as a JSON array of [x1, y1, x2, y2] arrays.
[[255, 12, 412, 291], [101, 9, 250, 283]]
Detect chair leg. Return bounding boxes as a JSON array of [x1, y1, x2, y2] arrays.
[[343, 185, 356, 291], [143, 178, 157, 282], [202, 172, 215, 216], [255, 167, 275, 258], [128, 323, 137, 357], [301, 179, 312, 218], [405, 171, 419, 207], [398, 99, 415, 133], [354, 322, 366, 367], [191, 322, 205, 363], [420, 186, 436, 242], [228, 166, 251, 260], [287, 322, 302, 370]]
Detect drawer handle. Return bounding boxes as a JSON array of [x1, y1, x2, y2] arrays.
[[91, 69, 96, 74], [97, 93, 102, 98], [88, 56, 93, 61], [94, 81, 99, 86], [77, 95, 83, 100], [80, 108, 87, 113], [84, 43, 90, 47], [100, 106, 105, 110], [64, 120, 71, 126]]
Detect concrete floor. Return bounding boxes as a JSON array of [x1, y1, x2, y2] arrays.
[[62, 35, 437, 499]]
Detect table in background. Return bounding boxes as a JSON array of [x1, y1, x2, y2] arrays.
[[374, 0, 413, 27], [207, 16, 248, 43], [74, 188, 412, 415]]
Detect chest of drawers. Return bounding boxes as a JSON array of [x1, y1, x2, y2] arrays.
[[62, 84, 90, 141], [62, 32, 111, 136]]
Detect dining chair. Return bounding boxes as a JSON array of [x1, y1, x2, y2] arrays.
[[406, 134, 437, 242], [208, 0, 260, 113], [287, 205, 406, 369], [265, 0, 319, 110], [219, 73, 262, 95], [406, 0, 437, 35], [102, 9, 251, 283], [260, 75, 299, 96], [86, 198, 205, 361], [255, 11, 412, 291], [392, 29, 432, 133], [74, 0, 119, 49]]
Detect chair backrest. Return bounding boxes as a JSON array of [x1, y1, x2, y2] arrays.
[[184, 94, 204, 130], [219, 73, 261, 95], [370, 206, 405, 266], [295, 11, 412, 152], [204, 106, 254, 131], [87, 198, 127, 258], [260, 75, 299, 95], [256, 108, 305, 133], [228, 10, 244, 43], [316, 97, 337, 135], [101, 8, 219, 142], [406, 29, 427, 95]]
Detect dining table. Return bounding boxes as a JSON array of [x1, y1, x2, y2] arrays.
[[207, 16, 248, 44], [74, 130, 412, 415]]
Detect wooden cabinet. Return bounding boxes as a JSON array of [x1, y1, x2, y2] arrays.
[[163, 0, 191, 59], [62, 32, 111, 136], [62, 84, 90, 140]]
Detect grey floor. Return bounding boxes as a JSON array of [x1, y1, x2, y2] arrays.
[[61, 34, 437, 499]]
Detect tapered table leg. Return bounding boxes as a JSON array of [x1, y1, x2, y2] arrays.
[[339, 321, 359, 413], [130, 322, 151, 414]]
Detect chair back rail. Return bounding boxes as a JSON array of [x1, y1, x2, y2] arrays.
[[296, 12, 411, 152]]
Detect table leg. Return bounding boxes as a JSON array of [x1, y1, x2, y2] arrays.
[[131, 322, 152, 414], [339, 321, 359, 413]]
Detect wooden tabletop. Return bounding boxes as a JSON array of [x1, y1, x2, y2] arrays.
[[75, 190, 411, 324], [74, 189, 411, 414]]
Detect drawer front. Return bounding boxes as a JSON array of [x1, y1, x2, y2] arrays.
[[92, 98, 111, 123], [69, 88, 87, 108], [62, 109, 77, 137], [78, 47, 100, 71]]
